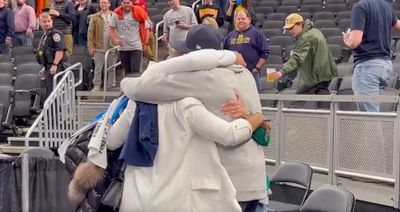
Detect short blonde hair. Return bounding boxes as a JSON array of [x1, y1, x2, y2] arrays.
[[202, 17, 219, 30]]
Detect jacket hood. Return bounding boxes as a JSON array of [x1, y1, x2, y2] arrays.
[[300, 19, 313, 35]]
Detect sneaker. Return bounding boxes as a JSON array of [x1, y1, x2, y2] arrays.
[[91, 85, 101, 92]]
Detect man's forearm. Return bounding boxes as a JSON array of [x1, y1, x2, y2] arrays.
[[255, 58, 266, 70], [53, 51, 64, 65]]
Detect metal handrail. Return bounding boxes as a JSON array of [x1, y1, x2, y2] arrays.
[[155, 20, 165, 62], [53, 62, 83, 89], [25, 63, 83, 147], [103, 46, 121, 92]]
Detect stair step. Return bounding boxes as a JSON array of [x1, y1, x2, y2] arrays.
[[0, 145, 26, 154]]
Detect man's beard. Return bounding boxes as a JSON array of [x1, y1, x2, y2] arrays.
[[17, 2, 23, 6]]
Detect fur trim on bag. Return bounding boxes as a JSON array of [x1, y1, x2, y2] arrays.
[[68, 161, 105, 205]]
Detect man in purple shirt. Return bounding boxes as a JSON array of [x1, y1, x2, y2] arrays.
[[0, 0, 14, 57], [224, 10, 269, 91], [14, 0, 36, 46]]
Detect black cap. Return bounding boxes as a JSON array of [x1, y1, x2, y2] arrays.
[[171, 25, 224, 53]]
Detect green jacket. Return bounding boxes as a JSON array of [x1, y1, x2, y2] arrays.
[[282, 19, 338, 93]]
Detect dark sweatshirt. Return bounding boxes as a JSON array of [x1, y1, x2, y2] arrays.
[[0, 6, 14, 44]]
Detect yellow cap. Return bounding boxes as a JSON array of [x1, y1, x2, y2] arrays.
[[283, 13, 304, 29]]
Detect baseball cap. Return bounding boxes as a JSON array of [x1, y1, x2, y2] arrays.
[[283, 13, 304, 29], [171, 25, 224, 53]]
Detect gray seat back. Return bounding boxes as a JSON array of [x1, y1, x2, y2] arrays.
[[16, 63, 44, 75], [0, 73, 12, 85], [299, 185, 355, 212], [270, 162, 314, 206], [14, 74, 41, 117], [20, 147, 55, 158], [12, 46, 35, 56], [0, 62, 14, 74]]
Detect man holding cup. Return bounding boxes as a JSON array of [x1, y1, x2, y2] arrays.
[[270, 13, 337, 95]]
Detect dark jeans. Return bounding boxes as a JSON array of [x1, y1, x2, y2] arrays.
[[239, 200, 267, 212], [119, 50, 142, 76]]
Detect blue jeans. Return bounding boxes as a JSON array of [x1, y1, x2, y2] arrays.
[[252, 70, 261, 91], [14, 32, 32, 46], [352, 58, 393, 112], [239, 200, 268, 212]]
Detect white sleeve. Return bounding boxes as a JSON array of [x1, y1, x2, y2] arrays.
[[121, 50, 236, 102], [107, 101, 136, 150], [181, 98, 252, 147]]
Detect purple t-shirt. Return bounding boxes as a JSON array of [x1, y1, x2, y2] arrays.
[[223, 26, 269, 71]]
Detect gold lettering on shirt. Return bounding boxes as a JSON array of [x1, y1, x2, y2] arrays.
[[230, 33, 251, 45], [199, 8, 218, 19]]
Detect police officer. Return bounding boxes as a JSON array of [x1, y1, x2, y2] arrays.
[[37, 11, 67, 98]]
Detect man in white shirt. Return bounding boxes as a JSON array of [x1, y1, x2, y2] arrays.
[[162, 0, 197, 58], [122, 25, 268, 211]]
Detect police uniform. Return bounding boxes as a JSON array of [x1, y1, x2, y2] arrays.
[[37, 27, 67, 97]]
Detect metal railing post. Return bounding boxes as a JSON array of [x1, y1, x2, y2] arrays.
[[103, 46, 119, 92], [155, 20, 165, 62]]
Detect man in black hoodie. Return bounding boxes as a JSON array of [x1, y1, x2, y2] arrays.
[[0, 0, 14, 57]]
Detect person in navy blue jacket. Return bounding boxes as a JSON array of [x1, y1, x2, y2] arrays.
[[224, 10, 269, 91], [0, 0, 14, 57]]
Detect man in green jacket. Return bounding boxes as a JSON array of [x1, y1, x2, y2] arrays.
[[270, 13, 338, 94]]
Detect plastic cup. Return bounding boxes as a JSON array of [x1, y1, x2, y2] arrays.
[[266, 68, 275, 82]]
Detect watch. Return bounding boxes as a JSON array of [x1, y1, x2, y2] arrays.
[[255, 67, 261, 72], [52, 63, 58, 66]]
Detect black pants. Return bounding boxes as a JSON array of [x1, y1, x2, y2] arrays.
[[119, 50, 142, 76], [288, 81, 331, 109]]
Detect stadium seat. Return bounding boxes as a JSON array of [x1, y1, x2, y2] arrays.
[[276, 5, 299, 14], [268, 45, 284, 57], [263, 20, 285, 29], [255, 14, 267, 27], [16, 63, 44, 75], [147, 7, 160, 16], [300, 4, 323, 13], [12, 46, 35, 57], [0, 62, 14, 74], [336, 62, 354, 77], [261, 28, 283, 38], [266, 13, 288, 21], [319, 27, 342, 37], [259, 0, 279, 9], [336, 75, 357, 111], [328, 44, 343, 63], [325, 0, 346, 4], [325, 3, 349, 13], [281, 0, 301, 6], [269, 162, 313, 212], [13, 54, 38, 66], [297, 12, 312, 20], [72, 45, 87, 55], [337, 19, 350, 31], [267, 55, 284, 65], [0, 73, 12, 86], [0, 85, 14, 132], [0, 54, 11, 63], [313, 20, 337, 28], [255, 6, 275, 15], [326, 35, 345, 47], [302, 0, 322, 5], [13, 74, 42, 118], [336, 11, 351, 20], [299, 186, 355, 212], [269, 36, 294, 49], [312, 11, 335, 21]]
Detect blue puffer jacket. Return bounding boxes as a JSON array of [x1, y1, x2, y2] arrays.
[[0, 6, 14, 44]]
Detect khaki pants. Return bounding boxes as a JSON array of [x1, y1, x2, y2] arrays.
[[64, 33, 73, 56], [143, 33, 155, 61]]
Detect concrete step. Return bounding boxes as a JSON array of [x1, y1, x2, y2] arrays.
[[0, 145, 26, 154]]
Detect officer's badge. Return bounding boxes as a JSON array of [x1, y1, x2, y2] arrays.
[[53, 33, 61, 42]]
